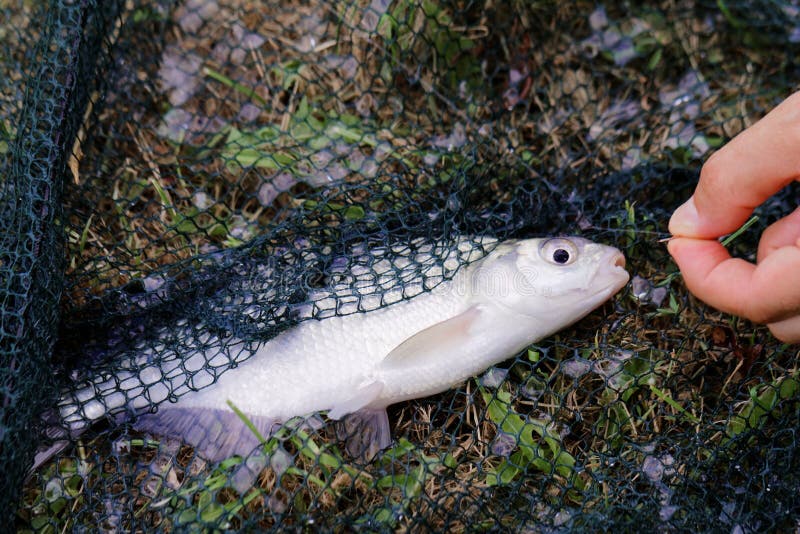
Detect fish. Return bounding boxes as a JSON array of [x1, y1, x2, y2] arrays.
[[35, 236, 628, 489]]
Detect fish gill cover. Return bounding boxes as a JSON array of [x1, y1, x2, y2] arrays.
[[2, 0, 800, 531]]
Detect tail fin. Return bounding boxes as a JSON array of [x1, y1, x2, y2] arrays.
[[28, 408, 80, 476]]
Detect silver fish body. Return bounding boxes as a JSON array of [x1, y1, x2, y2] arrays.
[[44, 236, 629, 482]]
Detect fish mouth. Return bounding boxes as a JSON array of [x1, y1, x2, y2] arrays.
[[589, 250, 630, 297], [610, 253, 630, 286]]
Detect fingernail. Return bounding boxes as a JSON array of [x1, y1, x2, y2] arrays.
[[669, 196, 700, 236]]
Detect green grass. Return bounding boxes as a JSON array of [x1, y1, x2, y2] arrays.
[[720, 215, 759, 247], [480, 385, 587, 497], [726, 372, 800, 441]]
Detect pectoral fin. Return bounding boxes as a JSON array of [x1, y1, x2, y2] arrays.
[[380, 305, 482, 369]]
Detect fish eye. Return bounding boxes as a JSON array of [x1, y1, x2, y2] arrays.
[[539, 238, 578, 266]]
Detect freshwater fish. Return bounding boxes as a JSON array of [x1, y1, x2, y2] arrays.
[[37, 236, 628, 486]]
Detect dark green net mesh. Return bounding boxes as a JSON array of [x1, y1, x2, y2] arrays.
[[4, 0, 800, 531]]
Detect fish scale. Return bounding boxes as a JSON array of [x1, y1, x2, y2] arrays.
[[182, 278, 467, 419]]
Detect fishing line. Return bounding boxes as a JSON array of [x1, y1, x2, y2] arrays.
[[585, 214, 761, 244]]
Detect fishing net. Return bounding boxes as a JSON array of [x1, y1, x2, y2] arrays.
[[5, 0, 800, 530]]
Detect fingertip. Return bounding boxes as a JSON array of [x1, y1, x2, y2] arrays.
[[666, 236, 682, 262], [664, 237, 749, 316], [668, 197, 700, 237], [667, 237, 728, 268], [669, 239, 800, 324], [666, 236, 717, 269]]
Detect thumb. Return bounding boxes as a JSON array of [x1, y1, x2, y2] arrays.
[[768, 315, 800, 344]]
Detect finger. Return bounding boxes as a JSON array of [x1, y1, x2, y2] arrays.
[[667, 237, 800, 323], [757, 206, 800, 263], [669, 92, 800, 238], [768, 315, 800, 344]]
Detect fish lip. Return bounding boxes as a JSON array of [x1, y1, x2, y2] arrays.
[[592, 270, 629, 296], [589, 249, 630, 293], [612, 264, 630, 283], [573, 248, 629, 297], [603, 272, 630, 294], [610, 265, 631, 290], [571, 269, 628, 301]]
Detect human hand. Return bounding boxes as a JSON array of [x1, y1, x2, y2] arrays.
[[667, 91, 800, 343]]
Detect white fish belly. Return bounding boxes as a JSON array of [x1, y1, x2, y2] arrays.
[[173, 284, 467, 420]]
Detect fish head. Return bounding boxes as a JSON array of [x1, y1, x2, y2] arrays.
[[468, 236, 629, 323]]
